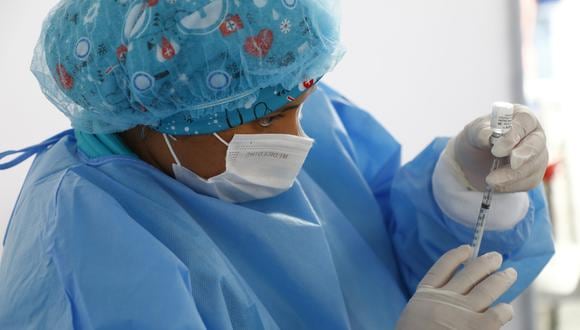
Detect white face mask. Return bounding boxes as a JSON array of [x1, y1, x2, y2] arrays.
[[163, 129, 314, 204]]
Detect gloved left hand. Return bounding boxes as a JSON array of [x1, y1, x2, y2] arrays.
[[396, 245, 517, 330], [450, 105, 549, 193]]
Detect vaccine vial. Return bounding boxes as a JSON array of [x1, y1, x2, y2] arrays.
[[490, 102, 514, 144]]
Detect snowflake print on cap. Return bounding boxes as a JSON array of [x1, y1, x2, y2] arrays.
[[96, 43, 108, 57], [280, 19, 291, 34]]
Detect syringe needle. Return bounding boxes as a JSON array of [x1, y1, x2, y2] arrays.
[[470, 158, 502, 261], [469, 103, 514, 261]]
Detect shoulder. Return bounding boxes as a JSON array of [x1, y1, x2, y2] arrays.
[[303, 83, 402, 184], [306, 83, 399, 144], [5, 135, 184, 283], [36, 168, 198, 328], [0, 150, 78, 328]]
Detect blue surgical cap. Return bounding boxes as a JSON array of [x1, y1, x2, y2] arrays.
[[32, 0, 344, 135]]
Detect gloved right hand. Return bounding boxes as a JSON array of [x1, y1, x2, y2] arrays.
[[396, 245, 518, 330], [452, 105, 548, 193]]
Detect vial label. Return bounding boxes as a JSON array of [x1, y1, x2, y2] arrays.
[[494, 114, 513, 132]]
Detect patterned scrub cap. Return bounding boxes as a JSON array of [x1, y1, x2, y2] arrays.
[[32, 0, 344, 135]]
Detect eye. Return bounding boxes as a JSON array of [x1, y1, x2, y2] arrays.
[[257, 115, 283, 127]]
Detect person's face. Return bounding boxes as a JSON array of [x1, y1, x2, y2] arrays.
[[153, 86, 317, 179]]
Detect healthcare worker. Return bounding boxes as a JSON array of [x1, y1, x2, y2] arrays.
[[0, 0, 553, 329]]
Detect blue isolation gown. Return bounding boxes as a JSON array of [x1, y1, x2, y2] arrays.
[[0, 85, 554, 329]]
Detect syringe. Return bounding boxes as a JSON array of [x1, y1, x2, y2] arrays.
[[470, 102, 515, 261]]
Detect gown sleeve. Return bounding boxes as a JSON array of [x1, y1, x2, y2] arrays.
[[0, 169, 206, 330], [321, 84, 555, 303]]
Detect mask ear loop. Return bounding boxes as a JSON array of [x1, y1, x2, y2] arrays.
[[213, 133, 230, 147], [296, 105, 309, 138], [162, 134, 182, 166], [139, 126, 147, 140]]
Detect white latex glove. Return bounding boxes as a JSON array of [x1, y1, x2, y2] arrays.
[[396, 245, 517, 330], [453, 105, 549, 193]]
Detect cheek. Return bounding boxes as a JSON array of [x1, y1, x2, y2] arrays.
[[275, 112, 300, 135]]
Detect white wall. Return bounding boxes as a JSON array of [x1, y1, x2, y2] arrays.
[[0, 0, 69, 252], [325, 0, 523, 162]]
